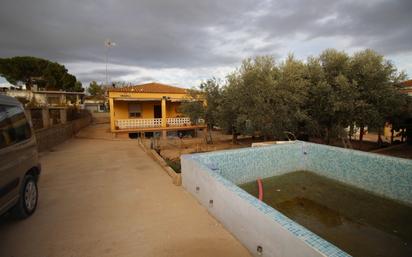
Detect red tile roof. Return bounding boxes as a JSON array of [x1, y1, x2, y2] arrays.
[[401, 79, 412, 88], [108, 82, 187, 94]]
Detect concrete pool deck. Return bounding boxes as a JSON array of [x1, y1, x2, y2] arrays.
[[0, 129, 251, 257]]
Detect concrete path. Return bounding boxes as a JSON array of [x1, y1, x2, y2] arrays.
[[0, 131, 251, 257]]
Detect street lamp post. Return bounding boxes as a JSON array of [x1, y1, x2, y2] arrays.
[[105, 39, 116, 86]]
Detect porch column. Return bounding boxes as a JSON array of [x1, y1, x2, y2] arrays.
[[42, 107, 50, 128], [109, 98, 115, 132], [161, 97, 167, 138], [60, 108, 67, 124], [25, 109, 32, 126], [60, 94, 65, 106]]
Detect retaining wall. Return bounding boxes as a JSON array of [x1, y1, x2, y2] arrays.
[[35, 115, 92, 152]]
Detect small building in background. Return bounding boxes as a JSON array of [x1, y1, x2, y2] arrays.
[[84, 96, 107, 113], [4, 89, 84, 107], [0, 82, 25, 92]]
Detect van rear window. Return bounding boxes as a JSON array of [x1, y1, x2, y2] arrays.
[[0, 105, 32, 149]]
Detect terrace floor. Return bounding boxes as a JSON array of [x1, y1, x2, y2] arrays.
[[0, 127, 250, 257]]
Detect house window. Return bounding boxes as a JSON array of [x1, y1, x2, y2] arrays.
[[129, 103, 141, 118]]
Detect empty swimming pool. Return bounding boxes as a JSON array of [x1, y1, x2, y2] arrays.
[[181, 141, 412, 257]]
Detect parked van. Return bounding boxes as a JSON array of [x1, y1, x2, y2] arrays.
[[0, 95, 41, 218]]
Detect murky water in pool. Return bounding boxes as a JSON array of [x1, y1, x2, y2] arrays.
[[239, 171, 412, 257]]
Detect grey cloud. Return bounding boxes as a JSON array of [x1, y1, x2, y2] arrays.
[[135, 76, 156, 83], [253, 0, 412, 55], [0, 0, 411, 84], [75, 68, 138, 85], [0, 0, 255, 69], [77, 68, 136, 78]]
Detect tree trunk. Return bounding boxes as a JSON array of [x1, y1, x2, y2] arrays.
[[359, 126, 364, 143], [325, 128, 330, 145], [377, 128, 383, 146], [341, 138, 347, 148], [205, 124, 213, 144], [232, 133, 237, 144]]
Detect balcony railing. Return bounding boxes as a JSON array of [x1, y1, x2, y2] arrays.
[[116, 118, 162, 129], [167, 117, 191, 127], [115, 117, 191, 129]]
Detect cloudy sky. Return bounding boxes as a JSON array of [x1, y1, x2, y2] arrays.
[[1, 0, 411, 88]]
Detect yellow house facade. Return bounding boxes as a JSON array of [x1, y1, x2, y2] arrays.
[[108, 82, 204, 136]]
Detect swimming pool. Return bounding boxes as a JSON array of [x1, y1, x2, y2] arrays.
[[181, 141, 412, 257]]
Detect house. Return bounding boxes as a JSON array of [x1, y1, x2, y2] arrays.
[[84, 96, 107, 113], [400, 79, 412, 96], [4, 89, 84, 107], [108, 82, 205, 137], [0, 82, 23, 92]]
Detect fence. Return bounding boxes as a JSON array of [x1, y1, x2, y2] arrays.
[[26, 107, 90, 130], [25, 107, 92, 151]]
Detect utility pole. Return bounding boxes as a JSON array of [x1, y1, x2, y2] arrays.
[[105, 39, 116, 86]]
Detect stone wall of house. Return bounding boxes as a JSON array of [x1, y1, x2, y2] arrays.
[[35, 115, 92, 152]]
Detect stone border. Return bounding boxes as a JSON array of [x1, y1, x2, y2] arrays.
[[137, 140, 182, 186]]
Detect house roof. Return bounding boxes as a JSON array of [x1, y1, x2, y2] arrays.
[[108, 82, 187, 94], [401, 79, 412, 88]]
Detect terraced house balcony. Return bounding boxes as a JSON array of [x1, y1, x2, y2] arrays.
[[108, 82, 206, 136]]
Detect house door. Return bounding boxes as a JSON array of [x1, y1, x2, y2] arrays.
[[154, 105, 162, 118]]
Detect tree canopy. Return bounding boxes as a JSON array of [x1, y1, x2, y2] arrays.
[[180, 48, 411, 144], [0, 56, 84, 92], [87, 81, 105, 97]]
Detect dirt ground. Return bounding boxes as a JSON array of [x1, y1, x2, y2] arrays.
[[372, 143, 412, 159], [142, 130, 263, 161], [0, 125, 251, 257]]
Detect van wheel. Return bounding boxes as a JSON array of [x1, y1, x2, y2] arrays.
[[11, 175, 38, 219]]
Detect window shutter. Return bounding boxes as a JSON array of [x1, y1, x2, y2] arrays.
[[128, 104, 141, 113]]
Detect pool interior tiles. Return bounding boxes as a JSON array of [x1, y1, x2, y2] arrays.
[[240, 171, 412, 257], [193, 141, 412, 205], [186, 141, 412, 257]]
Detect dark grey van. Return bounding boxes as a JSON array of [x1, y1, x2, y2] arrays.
[[0, 94, 41, 218]]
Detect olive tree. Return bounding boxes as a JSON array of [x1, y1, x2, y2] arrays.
[[349, 49, 407, 143]]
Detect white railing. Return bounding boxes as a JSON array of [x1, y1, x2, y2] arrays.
[[115, 117, 192, 129], [167, 117, 191, 127], [115, 118, 162, 129]]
